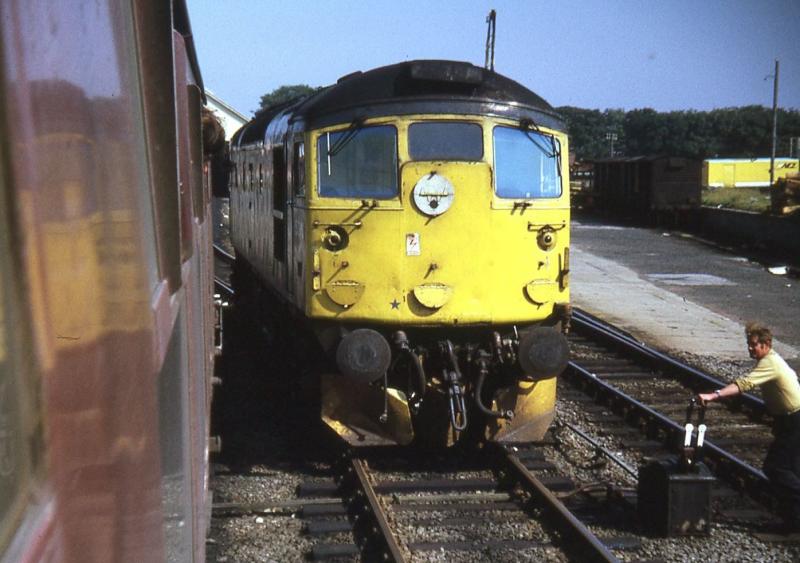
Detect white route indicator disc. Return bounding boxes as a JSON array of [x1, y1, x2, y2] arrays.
[[412, 173, 455, 217]]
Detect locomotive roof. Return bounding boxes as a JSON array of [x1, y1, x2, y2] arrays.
[[233, 60, 564, 145]]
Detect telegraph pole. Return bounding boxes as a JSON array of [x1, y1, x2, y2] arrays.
[[770, 59, 779, 188], [605, 133, 617, 158]]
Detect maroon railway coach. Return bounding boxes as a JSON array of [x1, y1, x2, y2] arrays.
[[0, 1, 218, 561]]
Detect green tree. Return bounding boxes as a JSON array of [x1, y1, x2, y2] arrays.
[[623, 108, 660, 155], [558, 105, 800, 161], [258, 84, 320, 111], [557, 107, 625, 159]]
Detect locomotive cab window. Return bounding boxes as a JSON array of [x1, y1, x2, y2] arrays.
[[317, 125, 397, 199], [408, 122, 483, 161], [273, 147, 287, 210], [293, 141, 305, 197], [493, 126, 561, 199]]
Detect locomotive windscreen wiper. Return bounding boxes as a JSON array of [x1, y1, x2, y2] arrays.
[[326, 117, 366, 175], [524, 131, 558, 157], [518, 118, 561, 177]]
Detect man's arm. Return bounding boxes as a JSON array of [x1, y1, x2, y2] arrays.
[[698, 382, 741, 405], [699, 355, 777, 405]]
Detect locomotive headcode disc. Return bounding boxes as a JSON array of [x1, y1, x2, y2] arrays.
[[412, 173, 455, 216]]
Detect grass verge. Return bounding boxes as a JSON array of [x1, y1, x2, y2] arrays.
[[701, 187, 771, 213]]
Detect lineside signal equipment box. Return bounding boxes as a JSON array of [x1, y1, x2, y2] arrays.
[[637, 457, 715, 537]]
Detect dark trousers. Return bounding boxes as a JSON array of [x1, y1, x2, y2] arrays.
[[764, 410, 800, 526]]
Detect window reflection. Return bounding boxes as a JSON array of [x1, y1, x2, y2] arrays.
[[317, 125, 397, 199], [408, 122, 483, 161], [0, 173, 40, 553], [493, 126, 561, 199]]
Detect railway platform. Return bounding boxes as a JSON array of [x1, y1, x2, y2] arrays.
[[571, 218, 799, 372]]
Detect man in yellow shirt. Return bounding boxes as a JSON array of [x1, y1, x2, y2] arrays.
[[699, 322, 800, 533]]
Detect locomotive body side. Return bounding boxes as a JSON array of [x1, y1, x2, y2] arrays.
[[230, 61, 571, 447], [230, 109, 307, 304]]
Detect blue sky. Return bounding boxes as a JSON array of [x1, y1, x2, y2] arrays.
[[187, 0, 799, 118]]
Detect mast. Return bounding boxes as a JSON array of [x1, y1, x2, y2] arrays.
[[485, 10, 496, 71]]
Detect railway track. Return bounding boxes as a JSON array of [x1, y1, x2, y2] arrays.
[[209, 250, 799, 559], [211, 246, 631, 561], [297, 446, 633, 562], [565, 308, 780, 524], [213, 243, 235, 297]]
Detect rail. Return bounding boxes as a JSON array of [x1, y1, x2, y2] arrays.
[[213, 243, 234, 297], [350, 456, 407, 562], [500, 446, 620, 562], [571, 308, 765, 414], [213, 243, 235, 265], [556, 419, 638, 479]]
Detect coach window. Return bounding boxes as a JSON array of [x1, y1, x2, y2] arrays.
[[248, 162, 254, 191], [259, 164, 264, 193], [187, 86, 204, 220], [317, 125, 397, 199], [493, 125, 561, 199], [293, 141, 305, 197], [409, 122, 483, 161]]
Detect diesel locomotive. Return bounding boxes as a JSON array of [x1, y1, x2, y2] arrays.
[[230, 60, 571, 447]]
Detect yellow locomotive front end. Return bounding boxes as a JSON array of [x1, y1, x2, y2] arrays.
[[307, 110, 570, 447], [308, 116, 569, 325], [230, 60, 571, 448]]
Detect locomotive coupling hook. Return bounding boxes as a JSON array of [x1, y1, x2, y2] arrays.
[[447, 373, 468, 432], [441, 340, 468, 431]]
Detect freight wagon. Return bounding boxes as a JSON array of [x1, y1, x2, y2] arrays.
[[703, 158, 800, 188], [592, 156, 701, 219]]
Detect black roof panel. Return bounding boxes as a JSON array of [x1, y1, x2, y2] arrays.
[[297, 60, 557, 121], [233, 60, 564, 144]]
